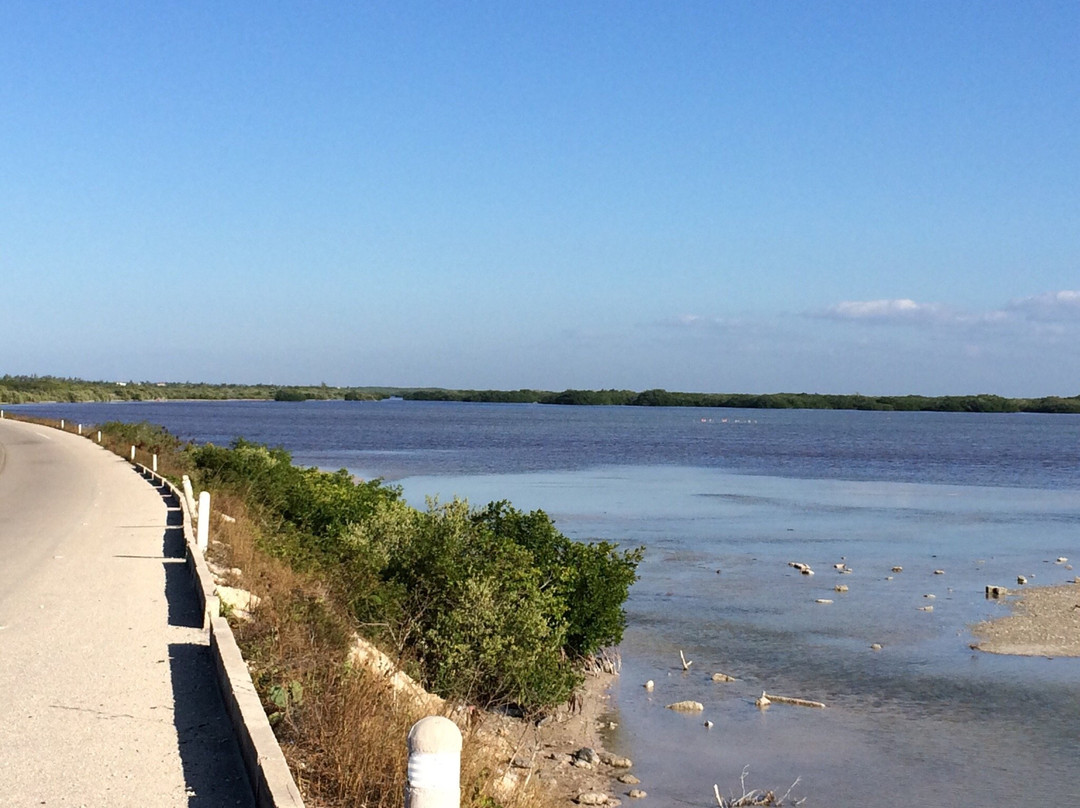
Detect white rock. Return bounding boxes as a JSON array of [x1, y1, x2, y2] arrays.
[[216, 585, 260, 616], [666, 700, 704, 712]]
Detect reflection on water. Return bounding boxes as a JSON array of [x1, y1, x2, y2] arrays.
[[399, 466, 1080, 808]]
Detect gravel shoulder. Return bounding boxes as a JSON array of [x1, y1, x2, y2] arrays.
[[971, 582, 1080, 656]]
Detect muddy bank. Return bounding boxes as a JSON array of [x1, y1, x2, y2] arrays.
[[474, 671, 637, 806], [972, 582, 1080, 656]]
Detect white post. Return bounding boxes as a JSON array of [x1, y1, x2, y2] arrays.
[[152, 453, 158, 473], [130, 445, 136, 461], [406, 716, 461, 808], [196, 491, 211, 551], [97, 430, 102, 443], [77, 424, 82, 435], [60, 419, 65, 429], [1, 410, 4, 418], [183, 475, 196, 516]]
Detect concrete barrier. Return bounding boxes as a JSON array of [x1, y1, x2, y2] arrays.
[[133, 461, 304, 808]]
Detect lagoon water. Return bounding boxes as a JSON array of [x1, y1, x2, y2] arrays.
[[13, 399, 1080, 806]]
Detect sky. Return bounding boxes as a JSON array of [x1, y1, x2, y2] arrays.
[[1, 1, 1078, 396]]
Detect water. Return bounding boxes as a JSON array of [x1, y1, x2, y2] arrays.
[[11, 399, 1080, 806]]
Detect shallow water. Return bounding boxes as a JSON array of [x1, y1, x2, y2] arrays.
[[12, 400, 1080, 806], [396, 465, 1080, 807]]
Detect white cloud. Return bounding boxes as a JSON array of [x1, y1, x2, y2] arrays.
[[813, 291, 1080, 330], [817, 298, 949, 323], [1005, 290, 1080, 321]]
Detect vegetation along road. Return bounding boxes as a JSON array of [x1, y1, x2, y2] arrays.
[[0, 418, 253, 807]]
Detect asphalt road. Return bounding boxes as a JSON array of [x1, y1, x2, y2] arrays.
[[0, 418, 254, 807]]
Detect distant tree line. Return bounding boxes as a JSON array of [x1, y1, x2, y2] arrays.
[[400, 387, 1080, 414], [3, 375, 1078, 413], [0, 375, 386, 404]]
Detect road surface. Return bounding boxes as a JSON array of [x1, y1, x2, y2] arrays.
[[0, 418, 253, 807]]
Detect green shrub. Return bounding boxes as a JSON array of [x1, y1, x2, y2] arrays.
[[472, 501, 642, 658], [191, 440, 641, 712], [99, 420, 182, 454]]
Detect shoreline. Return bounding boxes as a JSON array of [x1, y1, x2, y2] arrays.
[[474, 669, 631, 806], [971, 582, 1080, 656]]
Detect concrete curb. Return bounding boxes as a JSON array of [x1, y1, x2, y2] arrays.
[[136, 463, 306, 808], [9, 414, 307, 808]]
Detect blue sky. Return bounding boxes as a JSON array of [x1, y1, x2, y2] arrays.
[[2, 1, 1078, 396]]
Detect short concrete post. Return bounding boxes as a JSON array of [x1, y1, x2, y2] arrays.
[[130, 445, 136, 461], [0, 410, 4, 418], [152, 453, 158, 473], [97, 430, 102, 443], [406, 716, 461, 808], [197, 491, 210, 551], [182, 475, 196, 515], [60, 419, 65, 430], [77, 424, 82, 435]]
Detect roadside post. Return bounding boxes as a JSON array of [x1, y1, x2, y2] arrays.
[[406, 716, 462, 808], [197, 491, 210, 551]]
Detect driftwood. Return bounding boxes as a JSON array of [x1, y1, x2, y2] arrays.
[[714, 766, 804, 807], [680, 650, 693, 671], [760, 691, 825, 709]]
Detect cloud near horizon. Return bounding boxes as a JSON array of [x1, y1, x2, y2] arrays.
[[1004, 290, 1080, 321], [818, 298, 949, 323], [814, 290, 1080, 328]]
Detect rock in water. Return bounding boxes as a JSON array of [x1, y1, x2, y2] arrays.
[[666, 700, 705, 712]]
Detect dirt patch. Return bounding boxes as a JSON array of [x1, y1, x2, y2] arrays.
[[971, 582, 1080, 656], [472, 670, 633, 806]]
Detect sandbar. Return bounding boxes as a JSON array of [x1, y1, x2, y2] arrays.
[[972, 583, 1080, 656]]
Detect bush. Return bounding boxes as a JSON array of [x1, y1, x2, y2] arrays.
[[472, 501, 642, 657], [99, 420, 182, 454], [191, 440, 641, 712]]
